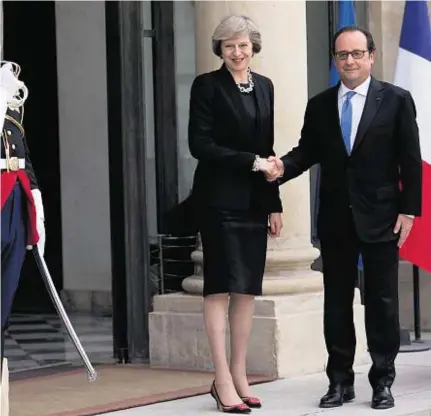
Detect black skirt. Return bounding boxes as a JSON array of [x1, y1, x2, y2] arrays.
[[200, 208, 268, 297]]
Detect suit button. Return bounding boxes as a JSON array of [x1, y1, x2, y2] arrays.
[[7, 130, 11, 136]]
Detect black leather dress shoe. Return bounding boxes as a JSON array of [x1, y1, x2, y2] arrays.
[[319, 385, 355, 408], [371, 386, 394, 410]]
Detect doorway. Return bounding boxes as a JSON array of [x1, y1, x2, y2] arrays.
[[3, 1, 62, 313]]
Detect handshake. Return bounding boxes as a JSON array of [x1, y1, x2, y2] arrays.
[[257, 156, 284, 182]]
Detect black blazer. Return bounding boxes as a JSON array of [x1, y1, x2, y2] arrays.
[[280, 77, 422, 243], [188, 64, 282, 214]]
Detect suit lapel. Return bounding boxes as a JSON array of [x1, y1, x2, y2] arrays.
[[252, 72, 269, 136], [351, 78, 384, 153], [327, 84, 348, 156]]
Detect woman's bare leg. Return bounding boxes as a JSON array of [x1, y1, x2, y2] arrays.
[[228, 293, 255, 397], [204, 293, 243, 405]]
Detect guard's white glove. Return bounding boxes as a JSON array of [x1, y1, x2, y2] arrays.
[[26, 189, 46, 256]]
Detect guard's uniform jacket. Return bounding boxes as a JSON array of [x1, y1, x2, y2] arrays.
[[1, 107, 39, 245], [1, 106, 39, 329]]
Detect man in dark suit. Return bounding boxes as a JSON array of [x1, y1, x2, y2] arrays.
[[268, 26, 422, 410]]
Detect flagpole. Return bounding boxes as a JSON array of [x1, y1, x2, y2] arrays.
[[413, 265, 421, 341], [399, 265, 431, 352]]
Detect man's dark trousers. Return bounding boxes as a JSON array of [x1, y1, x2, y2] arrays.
[[321, 210, 400, 389]]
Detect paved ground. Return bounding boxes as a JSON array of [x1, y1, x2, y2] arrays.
[[102, 349, 431, 416]]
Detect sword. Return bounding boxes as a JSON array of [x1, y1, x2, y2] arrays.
[[32, 247, 98, 382]]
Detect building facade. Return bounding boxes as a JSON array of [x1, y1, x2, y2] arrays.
[[1, 1, 430, 368]]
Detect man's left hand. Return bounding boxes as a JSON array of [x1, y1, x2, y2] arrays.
[[269, 213, 283, 237], [394, 214, 414, 248]]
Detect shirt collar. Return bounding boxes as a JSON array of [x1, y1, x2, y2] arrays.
[[339, 76, 371, 99]]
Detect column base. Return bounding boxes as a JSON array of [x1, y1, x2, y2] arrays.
[[149, 291, 370, 378], [183, 244, 323, 295], [182, 272, 323, 295]]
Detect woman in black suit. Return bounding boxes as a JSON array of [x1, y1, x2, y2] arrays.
[[188, 15, 283, 413]]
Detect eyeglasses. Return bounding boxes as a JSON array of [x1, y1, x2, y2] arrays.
[[334, 50, 369, 60]]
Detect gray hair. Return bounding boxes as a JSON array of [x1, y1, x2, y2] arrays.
[[212, 15, 262, 57]]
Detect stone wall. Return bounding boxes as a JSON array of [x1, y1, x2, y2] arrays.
[[369, 0, 431, 81]]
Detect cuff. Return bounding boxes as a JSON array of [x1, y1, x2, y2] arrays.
[[31, 189, 45, 220]]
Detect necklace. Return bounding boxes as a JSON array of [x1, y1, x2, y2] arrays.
[[237, 68, 254, 94]]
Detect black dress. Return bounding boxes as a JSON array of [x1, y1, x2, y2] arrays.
[[200, 86, 268, 297]]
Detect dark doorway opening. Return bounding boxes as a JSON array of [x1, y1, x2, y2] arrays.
[[3, 1, 62, 313]]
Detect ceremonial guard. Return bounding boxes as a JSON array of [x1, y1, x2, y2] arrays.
[[1, 62, 45, 370], [1, 65, 95, 414]]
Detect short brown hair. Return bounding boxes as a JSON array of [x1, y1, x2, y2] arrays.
[[212, 15, 262, 57], [332, 25, 376, 55]]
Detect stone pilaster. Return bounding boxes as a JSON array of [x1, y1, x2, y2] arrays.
[[149, 0, 369, 378]]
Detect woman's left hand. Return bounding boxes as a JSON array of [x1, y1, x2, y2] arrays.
[[268, 213, 283, 237]]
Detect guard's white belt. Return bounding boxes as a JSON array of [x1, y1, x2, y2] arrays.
[[0, 158, 25, 170]]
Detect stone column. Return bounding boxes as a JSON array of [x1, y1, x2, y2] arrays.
[[149, 0, 369, 378], [55, 2, 113, 314], [183, 1, 322, 296]]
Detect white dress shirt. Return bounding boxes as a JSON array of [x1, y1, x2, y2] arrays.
[[337, 76, 371, 151]]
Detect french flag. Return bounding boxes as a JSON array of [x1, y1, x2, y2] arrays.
[[394, 0, 431, 272]]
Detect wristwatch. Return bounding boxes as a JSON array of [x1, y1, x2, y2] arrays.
[[252, 155, 261, 172]]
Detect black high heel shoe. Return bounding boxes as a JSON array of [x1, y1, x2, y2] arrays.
[[210, 381, 252, 414]]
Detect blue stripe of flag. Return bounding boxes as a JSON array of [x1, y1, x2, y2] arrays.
[[399, 0, 431, 62]]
